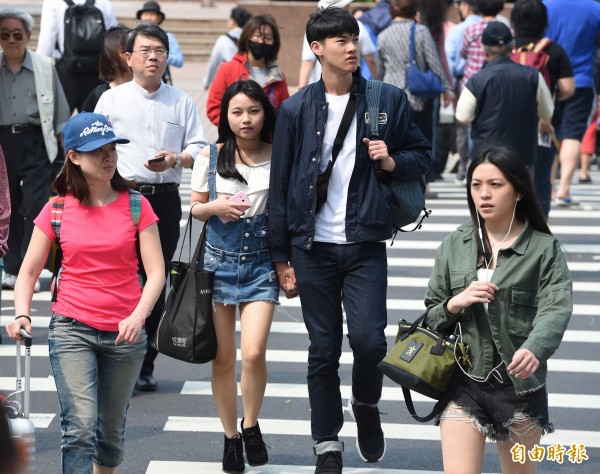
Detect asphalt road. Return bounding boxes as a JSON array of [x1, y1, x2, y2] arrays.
[[2, 168, 599, 473]]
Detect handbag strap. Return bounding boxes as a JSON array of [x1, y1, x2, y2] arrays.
[[208, 144, 218, 202], [409, 22, 417, 65], [402, 377, 458, 423]]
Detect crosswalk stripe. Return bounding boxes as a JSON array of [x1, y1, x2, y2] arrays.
[[386, 258, 600, 272], [180, 381, 600, 410], [2, 317, 598, 343], [163, 416, 600, 448], [146, 462, 446, 474], [2, 345, 597, 374]]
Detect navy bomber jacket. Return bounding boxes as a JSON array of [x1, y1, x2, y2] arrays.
[[268, 71, 432, 263]]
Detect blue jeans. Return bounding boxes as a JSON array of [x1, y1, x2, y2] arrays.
[[292, 242, 388, 442], [48, 314, 146, 473]]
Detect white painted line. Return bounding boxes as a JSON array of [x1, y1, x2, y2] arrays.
[[146, 462, 444, 474], [181, 381, 600, 410], [29, 413, 55, 429], [386, 258, 600, 272], [163, 416, 600, 448], [2, 346, 598, 374], [0, 376, 56, 392]]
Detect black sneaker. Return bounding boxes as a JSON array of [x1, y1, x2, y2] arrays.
[[315, 451, 342, 474], [240, 419, 268, 466], [222, 433, 244, 473], [348, 398, 386, 462]]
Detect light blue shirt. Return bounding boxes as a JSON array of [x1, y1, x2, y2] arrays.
[[167, 31, 184, 68], [445, 15, 480, 83]]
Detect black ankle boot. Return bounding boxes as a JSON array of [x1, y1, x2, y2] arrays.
[[222, 433, 244, 473], [241, 418, 268, 466]]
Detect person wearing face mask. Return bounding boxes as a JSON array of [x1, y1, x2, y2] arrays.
[[207, 15, 289, 126]]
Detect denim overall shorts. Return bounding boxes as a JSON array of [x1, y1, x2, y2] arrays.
[[203, 145, 279, 305]]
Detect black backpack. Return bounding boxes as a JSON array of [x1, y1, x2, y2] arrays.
[[62, 0, 106, 74]]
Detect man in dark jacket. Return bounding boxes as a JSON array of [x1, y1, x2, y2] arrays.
[[268, 7, 431, 473], [455, 21, 554, 171]]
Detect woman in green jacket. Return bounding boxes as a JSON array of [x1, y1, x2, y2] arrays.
[[425, 146, 572, 474]]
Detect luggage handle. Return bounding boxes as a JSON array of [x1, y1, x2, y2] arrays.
[[16, 329, 32, 419]]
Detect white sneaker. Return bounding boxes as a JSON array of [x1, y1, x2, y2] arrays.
[[1, 273, 17, 289]]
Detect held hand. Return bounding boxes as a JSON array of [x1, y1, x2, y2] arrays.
[[507, 348, 540, 379], [538, 119, 554, 137], [274, 262, 298, 299], [212, 195, 252, 222], [6, 317, 32, 342], [442, 90, 454, 108], [362, 138, 395, 172], [115, 314, 144, 345], [449, 280, 499, 312], [144, 150, 177, 172]]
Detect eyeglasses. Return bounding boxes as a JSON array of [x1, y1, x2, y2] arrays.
[[0, 31, 25, 41], [132, 47, 168, 57]]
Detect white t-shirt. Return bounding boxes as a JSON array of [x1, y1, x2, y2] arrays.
[[191, 155, 271, 217], [301, 22, 377, 85], [314, 93, 356, 243]]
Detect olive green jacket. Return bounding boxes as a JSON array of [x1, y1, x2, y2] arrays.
[[425, 221, 572, 395]]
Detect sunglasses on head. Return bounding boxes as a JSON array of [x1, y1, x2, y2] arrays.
[[0, 31, 25, 41]]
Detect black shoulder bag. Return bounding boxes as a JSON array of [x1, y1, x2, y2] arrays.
[[315, 93, 357, 213]]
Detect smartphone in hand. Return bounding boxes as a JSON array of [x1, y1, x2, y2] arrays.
[[148, 156, 166, 164], [219, 191, 251, 223]]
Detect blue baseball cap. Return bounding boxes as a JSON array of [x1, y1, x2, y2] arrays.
[[63, 112, 130, 152]]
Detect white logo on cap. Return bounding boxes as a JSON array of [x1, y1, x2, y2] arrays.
[[80, 120, 113, 137]]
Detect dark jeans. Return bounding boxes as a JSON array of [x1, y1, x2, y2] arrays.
[[0, 127, 52, 275], [534, 144, 556, 219], [139, 189, 182, 376], [413, 99, 435, 183], [292, 241, 388, 442]]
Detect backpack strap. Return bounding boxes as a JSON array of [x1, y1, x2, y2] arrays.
[[208, 144, 218, 202], [366, 80, 383, 139], [50, 196, 65, 303], [128, 189, 141, 228], [533, 37, 552, 53]]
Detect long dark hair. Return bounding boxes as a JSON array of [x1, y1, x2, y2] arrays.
[[216, 80, 276, 185], [99, 25, 131, 82], [53, 153, 135, 203], [466, 146, 551, 267]]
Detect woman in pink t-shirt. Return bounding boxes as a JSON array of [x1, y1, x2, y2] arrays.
[[5, 113, 165, 473]]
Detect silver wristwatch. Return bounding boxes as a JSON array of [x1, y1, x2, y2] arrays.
[[173, 154, 182, 169]]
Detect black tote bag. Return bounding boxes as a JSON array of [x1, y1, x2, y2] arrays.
[[152, 215, 217, 363]]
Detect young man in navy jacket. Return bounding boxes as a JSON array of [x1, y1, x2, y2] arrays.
[[268, 6, 431, 473]]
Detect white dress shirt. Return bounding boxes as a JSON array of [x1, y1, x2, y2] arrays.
[[37, 0, 117, 59], [95, 80, 207, 184]]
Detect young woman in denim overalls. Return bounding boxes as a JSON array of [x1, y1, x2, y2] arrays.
[[190, 80, 279, 474]]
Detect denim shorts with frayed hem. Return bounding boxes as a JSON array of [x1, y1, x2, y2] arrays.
[[436, 366, 553, 442]]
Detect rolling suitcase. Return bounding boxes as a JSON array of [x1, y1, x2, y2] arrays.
[[6, 329, 36, 472]]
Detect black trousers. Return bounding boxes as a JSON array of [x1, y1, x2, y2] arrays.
[[56, 60, 102, 113], [139, 189, 182, 376], [0, 127, 53, 275]]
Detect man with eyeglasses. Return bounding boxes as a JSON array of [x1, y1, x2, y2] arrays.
[[95, 21, 207, 392], [0, 7, 70, 292]]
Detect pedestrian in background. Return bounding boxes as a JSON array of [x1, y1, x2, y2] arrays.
[[136, 1, 184, 85], [0, 7, 70, 293], [203, 7, 253, 90], [207, 15, 289, 126], [95, 21, 207, 392], [0, 146, 9, 345], [190, 80, 278, 474], [425, 146, 572, 474], [544, 0, 600, 206], [455, 22, 554, 172], [510, 0, 574, 218], [81, 25, 133, 112], [460, 0, 505, 88], [268, 7, 431, 472], [36, 0, 118, 113], [5, 112, 165, 473]]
